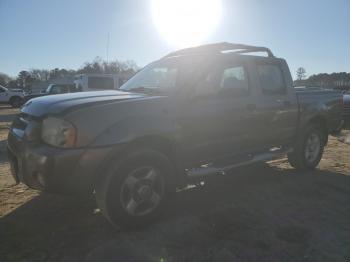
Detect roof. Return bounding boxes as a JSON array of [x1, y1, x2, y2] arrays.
[[164, 42, 275, 59]]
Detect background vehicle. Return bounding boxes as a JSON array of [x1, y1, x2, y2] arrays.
[[24, 74, 125, 103], [0, 85, 24, 108], [74, 74, 121, 91], [24, 84, 77, 102], [7, 43, 344, 228], [44, 83, 77, 94], [343, 93, 350, 128]]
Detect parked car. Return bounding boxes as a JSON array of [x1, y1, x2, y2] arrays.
[[7, 42, 344, 228], [74, 74, 121, 91], [0, 85, 24, 108], [343, 93, 350, 128], [24, 84, 77, 102]]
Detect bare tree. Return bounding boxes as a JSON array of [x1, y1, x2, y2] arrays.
[[0, 72, 12, 86], [17, 71, 30, 88], [296, 67, 306, 80], [77, 57, 138, 75], [30, 69, 50, 81]]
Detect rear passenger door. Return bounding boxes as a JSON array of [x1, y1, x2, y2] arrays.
[[253, 60, 298, 148]]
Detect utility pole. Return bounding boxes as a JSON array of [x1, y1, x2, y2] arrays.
[[106, 32, 110, 64]]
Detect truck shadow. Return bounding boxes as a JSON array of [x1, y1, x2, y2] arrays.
[[1, 163, 350, 261]]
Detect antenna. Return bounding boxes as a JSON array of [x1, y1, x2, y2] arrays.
[[106, 32, 110, 63]]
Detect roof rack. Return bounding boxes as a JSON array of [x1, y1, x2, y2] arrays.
[[164, 42, 274, 58]]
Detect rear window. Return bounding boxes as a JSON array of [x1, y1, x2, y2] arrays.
[[88, 77, 114, 90], [257, 64, 285, 95]]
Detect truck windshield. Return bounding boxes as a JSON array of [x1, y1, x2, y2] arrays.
[[120, 57, 204, 92], [120, 60, 179, 92]]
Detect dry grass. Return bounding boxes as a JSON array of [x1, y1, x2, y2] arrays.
[[1, 104, 350, 262]]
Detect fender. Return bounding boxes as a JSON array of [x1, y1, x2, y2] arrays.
[[91, 114, 180, 147], [89, 115, 186, 187], [298, 102, 329, 131]]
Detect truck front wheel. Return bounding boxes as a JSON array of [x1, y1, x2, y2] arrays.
[[95, 149, 174, 229], [288, 124, 326, 170]]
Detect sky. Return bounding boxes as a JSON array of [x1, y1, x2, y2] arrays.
[[0, 0, 349, 79]]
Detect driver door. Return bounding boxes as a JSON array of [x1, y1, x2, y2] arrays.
[[178, 58, 258, 166]]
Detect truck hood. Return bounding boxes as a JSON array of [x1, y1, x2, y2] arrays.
[[21, 90, 147, 117]]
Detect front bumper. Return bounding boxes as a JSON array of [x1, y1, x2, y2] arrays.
[[7, 130, 116, 195]]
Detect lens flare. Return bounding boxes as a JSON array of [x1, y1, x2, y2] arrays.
[[151, 0, 222, 47]]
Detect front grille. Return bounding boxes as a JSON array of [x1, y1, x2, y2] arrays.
[[12, 113, 31, 130]]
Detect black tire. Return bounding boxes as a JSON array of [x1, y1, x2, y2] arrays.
[[95, 149, 175, 229], [10, 96, 23, 108], [288, 123, 326, 170]]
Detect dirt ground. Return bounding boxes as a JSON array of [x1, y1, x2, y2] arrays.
[[1, 104, 350, 262]]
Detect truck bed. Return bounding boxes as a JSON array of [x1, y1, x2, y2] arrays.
[[295, 87, 343, 133]]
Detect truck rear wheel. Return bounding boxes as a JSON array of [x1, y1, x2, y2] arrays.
[[95, 149, 174, 229], [288, 124, 326, 170]]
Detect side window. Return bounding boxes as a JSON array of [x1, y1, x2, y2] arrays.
[[50, 85, 60, 94], [0, 87, 5, 93], [257, 64, 286, 95], [88, 77, 114, 90], [51, 85, 68, 94], [219, 66, 249, 96]]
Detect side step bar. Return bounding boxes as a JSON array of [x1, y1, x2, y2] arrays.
[[186, 147, 290, 179]]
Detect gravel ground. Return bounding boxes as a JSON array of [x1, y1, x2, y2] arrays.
[[1, 105, 350, 262]]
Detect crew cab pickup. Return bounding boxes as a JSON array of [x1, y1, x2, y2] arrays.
[[7, 43, 344, 228], [0, 85, 24, 107], [24, 84, 77, 102]]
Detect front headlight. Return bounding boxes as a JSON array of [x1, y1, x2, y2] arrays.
[[41, 117, 77, 148]]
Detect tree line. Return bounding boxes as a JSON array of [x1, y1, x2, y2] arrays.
[[294, 67, 350, 90], [2, 63, 349, 91], [0, 57, 139, 90]]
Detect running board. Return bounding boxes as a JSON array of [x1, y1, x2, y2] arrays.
[[186, 147, 290, 179]]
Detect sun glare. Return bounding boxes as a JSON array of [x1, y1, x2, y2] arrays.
[[151, 0, 222, 48]]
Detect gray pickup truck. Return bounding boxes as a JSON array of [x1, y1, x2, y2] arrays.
[[7, 43, 343, 228]]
